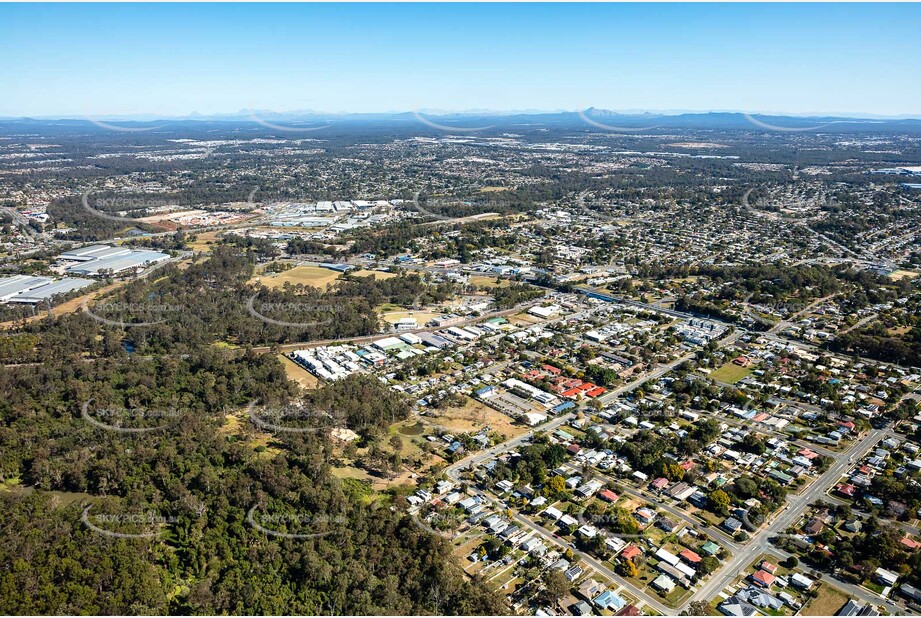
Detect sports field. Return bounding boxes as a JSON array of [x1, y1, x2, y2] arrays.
[[350, 269, 397, 280], [709, 362, 753, 383], [252, 265, 342, 289]]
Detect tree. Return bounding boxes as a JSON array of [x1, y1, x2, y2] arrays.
[[708, 489, 731, 515], [699, 556, 720, 576], [541, 570, 569, 604], [740, 433, 766, 455], [665, 462, 686, 482], [733, 476, 759, 500], [616, 559, 638, 578], [547, 475, 567, 496]]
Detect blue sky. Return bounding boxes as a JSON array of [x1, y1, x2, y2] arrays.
[[1, 3, 919, 118]]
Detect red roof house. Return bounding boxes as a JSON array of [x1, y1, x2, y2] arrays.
[[599, 489, 620, 503], [751, 570, 776, 588], [836, 483, 857, 498], [621, 544, 641, 561], [679, 549, 702, 564]]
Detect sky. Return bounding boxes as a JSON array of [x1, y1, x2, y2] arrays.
[[1, 3, 920, 118]]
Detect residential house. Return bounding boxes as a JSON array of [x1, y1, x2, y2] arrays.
[[751, 570, 776, 588], [875, 568, 899, 587], [651, 574, 675, 593], [593, 590, 625, 611]]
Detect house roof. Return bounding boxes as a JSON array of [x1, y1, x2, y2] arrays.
[[593, 590, 624, 610], [837, 483, 857, 497], [651, 574, 675, 591], [599, 489, 619, 502], [718, 597, 759, 617], [701, 541, 721, 555], [621, 544, 641, 560], [752, 570, 776, 586], [803, 518, 825, 535], [680, 549, 702, 564]]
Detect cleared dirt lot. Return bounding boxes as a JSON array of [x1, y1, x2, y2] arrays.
[[278, 354, 320, 390], [379, 310, 442, 325], [424, 396, 528, 442], [350, 269, 397, 280], [508, 312, 545, 327], [889, 269, 919, 281]]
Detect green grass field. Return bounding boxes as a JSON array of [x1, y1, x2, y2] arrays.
[[801, 583, 849, 616], [709, 362, 754, 384], [253, 265, 342, 289]]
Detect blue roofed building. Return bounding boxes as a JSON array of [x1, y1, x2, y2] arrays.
[[593, 590, 625, 611]]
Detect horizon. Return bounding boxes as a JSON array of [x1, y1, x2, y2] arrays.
[[7, 107, 921, 122], [2, 3, 920, 118]]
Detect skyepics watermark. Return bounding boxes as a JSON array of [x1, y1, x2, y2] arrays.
[[83, 111, 165, 133], [578, 108, 659, 133], [246, 504, 347, 539], [245, 401, 344, 434], [82, 504, 178, 539], [248, 109, 331, 133], [411, 110, 494, 134], [743, 112, 827, 133], [245, 295, 342, 328], [81, 399, 184, 433], [82, 299, 183, 327], [408, 191, 505, 225], [80, 190, 173, 223]]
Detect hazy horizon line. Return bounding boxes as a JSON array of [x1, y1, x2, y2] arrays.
[[4, 107, 921, 122]]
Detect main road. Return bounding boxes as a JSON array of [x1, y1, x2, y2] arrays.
[[687, 426, 898, 613], [441, 326, 745, 613]]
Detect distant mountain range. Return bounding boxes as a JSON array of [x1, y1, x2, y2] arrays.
[[3, 108, 921, 132]]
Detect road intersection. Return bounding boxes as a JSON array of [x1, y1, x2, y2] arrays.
[[440, 301, 909, 614]]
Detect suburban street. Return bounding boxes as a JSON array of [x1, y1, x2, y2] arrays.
[[688, 427, 898, 613]]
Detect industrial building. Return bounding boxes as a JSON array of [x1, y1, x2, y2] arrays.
[[0, 274, 93, 305], [0, 275, 53, 301], [58, 245, 170, 276]]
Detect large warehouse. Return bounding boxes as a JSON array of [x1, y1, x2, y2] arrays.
[[59, 245, 170, 276], [0, 275, 94, 304]]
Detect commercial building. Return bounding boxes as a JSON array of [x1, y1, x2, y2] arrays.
[[59, 245, 170, 277], [0, 274, 93, 305], [0, 275, 53, 301]]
